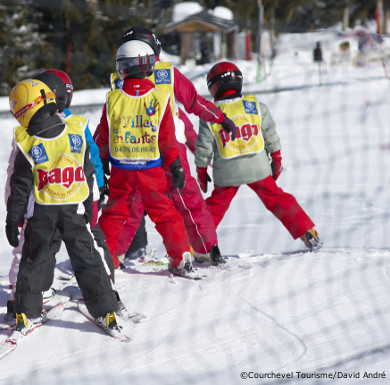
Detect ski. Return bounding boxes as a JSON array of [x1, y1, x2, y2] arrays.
[[123, 252, 206, 280], [77, 299, 132, 342], [139, 249, 166, 266], [141, 258, 166, 266], [0, 315, 15, 331], [0, 300, 68, 360], [121, 251, 168, 270], [168, 266, 206, 281], [169, 272, 205, 280], [192, 250, 254, 268], [0, 289, 71, 330], [116, 307, 146, 324], [221, 249, 254, 259], [125, 261, 206, 280]]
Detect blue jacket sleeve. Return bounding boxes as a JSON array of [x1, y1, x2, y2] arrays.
[[84, 125, 104, 188]]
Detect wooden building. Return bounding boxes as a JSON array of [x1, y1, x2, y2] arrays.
[[164, 9, 237, 65]]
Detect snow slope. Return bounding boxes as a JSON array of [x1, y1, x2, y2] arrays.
[[0, 30, 390, 385]]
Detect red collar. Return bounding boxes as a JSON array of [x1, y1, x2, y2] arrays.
[[122, 78, 155, 95]]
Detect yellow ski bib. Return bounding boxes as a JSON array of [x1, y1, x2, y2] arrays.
[[107, 88, 169, 163], [148, 62, 177, 116], [15, 121, 89, 205], [208, 95, 264, 159], [64, 114, 89, 131], [111, 62, 177, 116], [110, 72, 123, 90]]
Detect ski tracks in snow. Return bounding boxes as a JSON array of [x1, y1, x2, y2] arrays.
[[105, 247, 390, 379], [1, 247, 390, 383], [235, 247, 390, 377], [114, 251, 311, 375]]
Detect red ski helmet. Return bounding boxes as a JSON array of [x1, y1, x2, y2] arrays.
[[206, 61, 243, 99], [45, 69, 73, 109]]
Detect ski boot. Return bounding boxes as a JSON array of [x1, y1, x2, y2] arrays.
[[95, 312, 121, 331], [4, 299, 16, 321], [300, 228, 322, 251], [194, 244, 226, 265], [15, 313, 43, 334], [210, 245, 226, 266], [168, 252, 197, 278]]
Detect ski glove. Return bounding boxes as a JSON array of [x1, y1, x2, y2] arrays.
[[99, 158, 110, 208], [270, 150, 283, 181], [170, 158, 185, 190], [5, 224, 19, 248], [101, 157, 111, 176], [98, 177, 110, 209], [221, 114, 237, 141], [196, 166, 211, 193]]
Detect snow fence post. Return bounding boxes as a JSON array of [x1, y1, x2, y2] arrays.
[[257, 0, 264, 83]]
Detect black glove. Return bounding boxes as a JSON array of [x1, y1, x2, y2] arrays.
[[6, 224, 20, 247], [170, 158, 185, 190], [98, 158, 110, 210], [101, 157, 111, 176], [221, 114, 237, 140], [98, 175, 110, 210]]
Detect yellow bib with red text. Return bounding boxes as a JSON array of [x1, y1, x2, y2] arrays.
[[107, 88, 169, 162], [15, 119, 89, 205], [207, 95, 264, 159]]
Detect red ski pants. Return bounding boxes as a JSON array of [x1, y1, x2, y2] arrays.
[[115, 142, 218, 256], [206, 176, 315, 239], [98, 166, 190, 268], [114, 190, 145, 258]]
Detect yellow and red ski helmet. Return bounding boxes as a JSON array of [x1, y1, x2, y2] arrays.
[[9, 79, 56, 128]]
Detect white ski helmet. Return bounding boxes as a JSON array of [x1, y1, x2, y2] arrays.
[[116, 40, 156, 80], [120, 26, 162, 57]]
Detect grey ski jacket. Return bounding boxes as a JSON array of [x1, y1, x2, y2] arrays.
[[195, 96, 281, 187]]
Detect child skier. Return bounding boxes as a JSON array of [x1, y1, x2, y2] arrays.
[[4, 72, 67, 320], [7, 78, 119, 333], [4, 70, 121, 321], [95, 37, 195, 277], [96, 26, 236, 267], [195, 61, 321, 251]]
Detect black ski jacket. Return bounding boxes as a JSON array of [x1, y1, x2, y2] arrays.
[[6, 114, 95, 227]]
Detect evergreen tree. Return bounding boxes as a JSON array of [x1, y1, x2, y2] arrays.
[[0, 0, 385, 95], [0, 0, 50, 94]]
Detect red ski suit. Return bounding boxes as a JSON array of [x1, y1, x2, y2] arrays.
[[95, 78, 190, 268], [101, 64, 225, 258]]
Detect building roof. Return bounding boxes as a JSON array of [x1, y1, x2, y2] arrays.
[[164, 9, 236, 33]]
